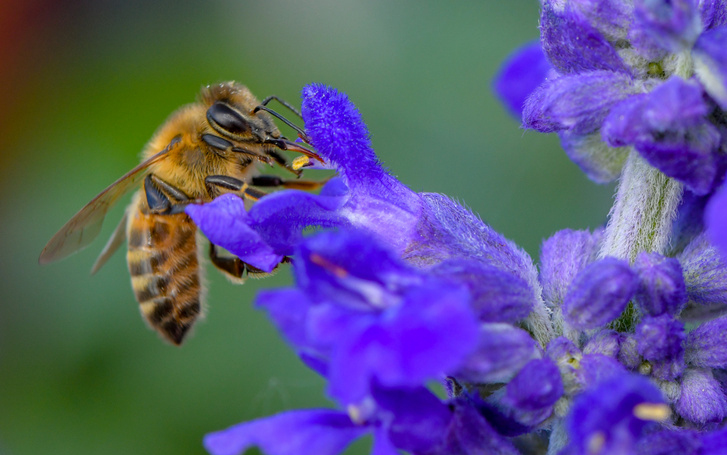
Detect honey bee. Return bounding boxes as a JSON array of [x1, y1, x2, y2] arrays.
[[39, 82, 322, 345]]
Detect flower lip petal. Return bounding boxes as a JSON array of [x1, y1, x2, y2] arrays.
[[185, 194, 283, 272], [203, 409, 366, 455]]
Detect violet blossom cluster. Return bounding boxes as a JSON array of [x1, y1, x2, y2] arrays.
[[184, 2, 727, 451]]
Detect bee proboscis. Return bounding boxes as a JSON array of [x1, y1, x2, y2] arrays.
[[39, 82, 322, 345]]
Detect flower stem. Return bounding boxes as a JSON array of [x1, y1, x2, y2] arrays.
[[600, 150, 683, 262], [599, 150, 683, 331]]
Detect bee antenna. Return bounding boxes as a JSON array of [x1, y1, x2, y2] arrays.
[[254, 105, 311, 144]]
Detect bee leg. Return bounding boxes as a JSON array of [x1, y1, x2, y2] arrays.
[[144, 174, 191, 215], [209, 243, 273, 281], [251, 175, 328, 191], [205, 175, 267, 201]]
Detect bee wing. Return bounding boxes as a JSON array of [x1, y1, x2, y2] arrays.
[[90, 207, 130, 275], [39, 146, 174, 265]]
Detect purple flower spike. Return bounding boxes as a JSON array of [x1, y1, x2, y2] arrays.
[[185, 194, 283, 272], [675, 368, 727, 425], [565, 373, 668, 455], [493, 40, 553, 119], [203, 409, 366, 455], [686, 314, 727, 368], [563, 257, 638, 330], [633, 252, 687, 316]]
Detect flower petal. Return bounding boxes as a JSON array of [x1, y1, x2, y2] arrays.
[[185, 194, 283, 272], [563, 257, 638, 330], [685, 314, 727, 368], [203, 409, 367, 455], [566, 373, 667, 455], [540, 228, 602, 307], [675, 368, 727, 424], [493, 40, 553, 119], [706, 182, 727, 265], [632, 252, 687, 316], [455, 323, 540, 384], [677, 233, 727, 314], [540, 1, 630, 74], [523, 71, 634, 135], [429, 259, 535, 323], [630, 0, 702, 57], [558, 130, 629, 183], [602, 78, 720, 195]]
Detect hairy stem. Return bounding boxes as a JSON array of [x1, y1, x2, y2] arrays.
[[600, 150, 683, 330], [600, 151, 683, 262]]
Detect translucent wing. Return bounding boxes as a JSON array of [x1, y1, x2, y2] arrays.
[[39, 144, 176, 265]]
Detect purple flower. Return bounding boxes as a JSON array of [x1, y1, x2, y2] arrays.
[[187, 84, 423, 271], [495, 0, 727, 192], [563, 373, 670, 455], [632, 251, 687, 316], [256, 229, 480, 406]]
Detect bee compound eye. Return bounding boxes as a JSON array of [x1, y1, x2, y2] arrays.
[[206, 102, 251, 136]]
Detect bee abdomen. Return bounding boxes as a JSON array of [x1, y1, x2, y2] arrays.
[[127, 211, 202, 345]]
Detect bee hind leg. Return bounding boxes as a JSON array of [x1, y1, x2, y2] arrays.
[[209, 243, 273, 282], [251, 175, 327, 191]]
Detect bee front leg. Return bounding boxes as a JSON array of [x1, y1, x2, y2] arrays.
[[144, 174, 191, 215], [205, 175, 267, 201], [251, 175, 328, 191]]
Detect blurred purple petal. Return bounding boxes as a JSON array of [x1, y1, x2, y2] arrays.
[[523, 71, 634, 134], [185, 194, 283, 272], [583, 329, 621, 358], [493, 40, 553, 119], [630, 0, 702, 57], [203, 409, 366, 455], [456, 323, 540, 384], [700, 0, 727, 30], [502, 358, 563, 426], [573, 0, 634, 41], [566, 373, 667, 455], [676, 368, 727, 424], [686, 314, 727, 368], [429, 259, 535, 323], [371, 385, 450, 453]]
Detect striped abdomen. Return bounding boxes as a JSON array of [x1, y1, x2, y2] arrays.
[[127, 205, 202, 345]]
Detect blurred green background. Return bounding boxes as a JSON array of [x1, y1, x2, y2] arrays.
[[0, 1, 615, 454]]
